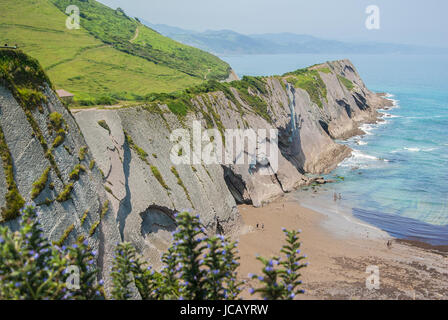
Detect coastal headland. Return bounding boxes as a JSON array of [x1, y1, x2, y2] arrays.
[[0, 49, 410, 294]]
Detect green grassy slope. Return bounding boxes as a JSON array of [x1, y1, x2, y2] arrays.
[[0, 0, 230, 104], [51, 0, 230, 81]]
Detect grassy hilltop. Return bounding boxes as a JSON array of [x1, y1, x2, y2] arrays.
[[0, 0, 231, 104]]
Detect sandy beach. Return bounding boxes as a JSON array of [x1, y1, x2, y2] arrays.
[[236, 195, 448, 300]]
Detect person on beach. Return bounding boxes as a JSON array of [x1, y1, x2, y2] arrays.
[[387, 240, 393, 249]]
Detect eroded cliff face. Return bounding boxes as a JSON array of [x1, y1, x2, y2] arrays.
[[0, 52, 390, 292], [0, 85, 121, 292], [73, 108, 241, 270], [153, 59, 390, 207], [70, 60, 390, 267]]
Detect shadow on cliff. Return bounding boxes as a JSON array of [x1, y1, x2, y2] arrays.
[[222, 165, 251, 205], [140, 205, 177, 237], [116, 138, 133, 241], [278, 84, 306, 173]]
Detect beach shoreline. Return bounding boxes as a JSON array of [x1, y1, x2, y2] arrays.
[[236, 196, 448, 300]]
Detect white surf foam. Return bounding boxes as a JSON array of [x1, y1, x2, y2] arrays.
[[391, 99, 400, 108], [404, 147, 421, 152], [339, 149, 389, 169], [381, 112, 400, 119], [385, 93, 400, 109], [403, 147, 436, 153], [352, 150, 379, 161], [360, 123, 375, 135], [391, 147, 436, 154]]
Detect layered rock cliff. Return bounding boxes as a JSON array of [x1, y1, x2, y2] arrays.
[[73, 108, 241, 270], [0, 50, 390, 291], [95, 59, 389, 208], [0, 49, 121, 291]]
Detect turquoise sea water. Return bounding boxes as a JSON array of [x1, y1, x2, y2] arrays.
[[221, 54, 448, 245]]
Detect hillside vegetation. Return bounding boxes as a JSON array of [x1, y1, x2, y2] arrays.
[[145, 64, 336, 126], [0, 0, 230, 104], [50, 0, 230, 80], [0, 49, 54, 220], [283, 68, 328, 109]]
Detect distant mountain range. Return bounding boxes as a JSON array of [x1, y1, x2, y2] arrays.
[[143, 20, 448, 55]]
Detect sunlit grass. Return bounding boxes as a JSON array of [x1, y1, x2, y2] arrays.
[[0, 0, 226, 104]]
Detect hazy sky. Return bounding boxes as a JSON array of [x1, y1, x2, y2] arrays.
[[98, 0, 448, 47]]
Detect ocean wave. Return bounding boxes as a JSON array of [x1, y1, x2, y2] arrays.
[[387, 97, 400, 109], [405, 115, 446, 120], [403, 147, 438, 153], [339, 149, 389, 169], [381, 112, 400, 119], [360, 120, 389, 136], [359, 123, 375, 135], [391, 99, 400, 108], [404, 147, 421, 152], [352, 150, 378, 160]]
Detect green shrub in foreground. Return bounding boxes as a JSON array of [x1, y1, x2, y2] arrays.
[[111, 212, 307, 300], [110, 212, 242, 300], [0, 205, 103, 300], [248, 228, 307, 300], [0, 206, 306, 300]]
